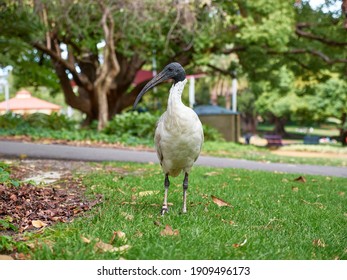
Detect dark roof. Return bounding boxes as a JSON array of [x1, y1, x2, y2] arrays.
[[194, 105, 238, 115]]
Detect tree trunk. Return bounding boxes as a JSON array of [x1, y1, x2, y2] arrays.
[[340, 112, 347, 146], [94, 4, 120, 131], [272, 115, 287, 136], [241, 113, 257, 134], [28, 0, 193, 129]]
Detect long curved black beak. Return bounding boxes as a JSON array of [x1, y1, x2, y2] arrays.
[[133, 70, 170, 109]]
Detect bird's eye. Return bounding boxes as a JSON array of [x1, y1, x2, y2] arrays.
[[168, 67, 173, 71]]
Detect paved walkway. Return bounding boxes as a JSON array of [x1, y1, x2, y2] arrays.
[[0, 140, 346, 178]]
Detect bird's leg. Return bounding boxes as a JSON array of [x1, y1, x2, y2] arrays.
[[182, 172, 188, 213], [161, 174, 170, 215]]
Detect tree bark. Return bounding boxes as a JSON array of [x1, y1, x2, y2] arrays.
[[241, 113, 257, 134], [340, 112, 347, 146], [94, 4, 120, 130], [272, 115, 287, 136]]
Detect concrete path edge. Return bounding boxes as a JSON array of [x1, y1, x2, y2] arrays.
[[0, 140, 346, 178]]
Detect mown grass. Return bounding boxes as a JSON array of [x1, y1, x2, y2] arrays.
[[203, 142, 347, 167], [257, 124, 340, 137], [25, 162, 347, 260]]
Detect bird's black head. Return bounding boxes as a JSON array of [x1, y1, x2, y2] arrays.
[[162, 62, 186, 84], [133, 62, 186, 109]]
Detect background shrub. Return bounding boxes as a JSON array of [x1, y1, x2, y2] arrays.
[[0, 111, 223, 144], [103, 112, 158, 139]]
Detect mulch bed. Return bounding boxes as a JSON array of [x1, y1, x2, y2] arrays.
[[0, 160, 104, 233], [0, 182, 102, 233]]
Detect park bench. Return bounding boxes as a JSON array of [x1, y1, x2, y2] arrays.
[[264, 134, 283, 147], [303, 135, 320, 145]]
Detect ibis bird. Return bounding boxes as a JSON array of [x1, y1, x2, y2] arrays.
[[133, 62, 204, 215]]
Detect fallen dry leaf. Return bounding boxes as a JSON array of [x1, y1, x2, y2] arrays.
[[338, 192, 345, 197], [81, 236, 91, 243], [26, 242, 37, 250], [134, 230, 143, 238], [138, 191, 159, 197], [95, 240, 114, 252], [232, 238, 247, 248], [110, 231, 127, 244], [112, 245, 131, 253], [221, 219, 235, 225], [32, 220, 47, 228], [292, 187, 299, 192], [94, 239, 131, 253], [313, 239, 326, 247], [211, 195, 233, 207], [116, 188, 125, 195], [204, 171, 220, 177], [0, 174, 102, 233], [120, 212, 134, 220], [14, 253, 30, 260], [294, 176, 306, 183], [160, 225, 179, 236]]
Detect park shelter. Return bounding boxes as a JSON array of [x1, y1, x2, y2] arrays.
[[0, 89, 61, 115], [194, 105, 240, 142]]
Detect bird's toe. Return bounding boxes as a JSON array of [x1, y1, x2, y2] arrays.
[[161, 205, 169, 216]]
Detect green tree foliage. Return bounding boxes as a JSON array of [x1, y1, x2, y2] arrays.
[[293, 76, 347, 124], [0, 0, 225, 129], [1, 0, 346, 138], [203, 0, 347, 136]]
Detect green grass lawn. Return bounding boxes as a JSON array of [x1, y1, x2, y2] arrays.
[[257, 124, 340, 138], [20, 162, 347, 260], [203, 142, 347, 167]]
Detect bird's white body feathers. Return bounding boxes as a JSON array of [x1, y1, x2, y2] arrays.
[[155, 79, 203, 177]]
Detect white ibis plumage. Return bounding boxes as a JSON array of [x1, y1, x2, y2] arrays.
[[133, 62, 204, 215]]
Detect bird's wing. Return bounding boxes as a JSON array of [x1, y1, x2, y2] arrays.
[[194, 125, 204, 162], [154, 117, 164, 164]]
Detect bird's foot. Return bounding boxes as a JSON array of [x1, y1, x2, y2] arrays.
[[181, 207, 187, 214], [161, 205, 169, 216]]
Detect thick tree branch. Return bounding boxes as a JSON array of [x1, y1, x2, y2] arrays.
[[33, 41, 93, 90], [116, 80, 150, 112], [270, 48, 347, 64], [95, 5, 120, 87], [295, 23, 347, 47], [343, 0, 347, 29], [206, 63, 231, 75], [54, 62, 91, 114], [94, 2, 120, 129]]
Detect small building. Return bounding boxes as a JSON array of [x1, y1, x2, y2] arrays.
[[194, 105, 240, 142], [0, 89, 61, 115]]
